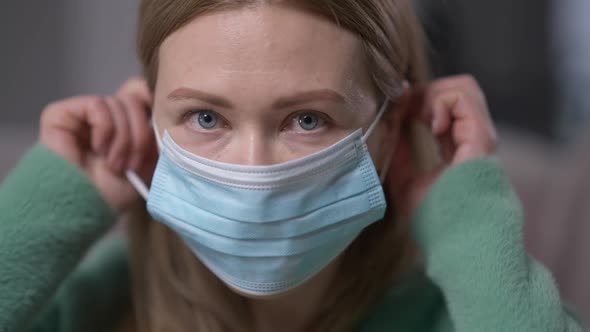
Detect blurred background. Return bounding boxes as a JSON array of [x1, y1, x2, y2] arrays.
[[1, 0, 589, 323]]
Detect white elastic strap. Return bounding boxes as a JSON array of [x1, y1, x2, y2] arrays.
[[127, 105, 393, 200], [125, 118, 162, 201], [152, 118, 163, 150], [126, 170, 150, 201], [362, 98, 390, 143], [369, 83, 410, 181]]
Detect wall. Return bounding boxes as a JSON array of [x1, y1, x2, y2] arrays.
[[0, 0, 139, 177], [0, 1, 139, 125]]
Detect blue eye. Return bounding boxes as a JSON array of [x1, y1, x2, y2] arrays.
[[297, 113, 320, 131], [195, 111, 218, 129]]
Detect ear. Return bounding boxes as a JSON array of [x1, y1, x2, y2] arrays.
[[383, 106, 414, 183], [381, 103, 402, 136], [382, 91, 418, 214], [382, 82, 416, 138], [378, 88, 412, 176]]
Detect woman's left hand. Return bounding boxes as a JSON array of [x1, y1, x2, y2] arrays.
[[388, 74, 498, 219]]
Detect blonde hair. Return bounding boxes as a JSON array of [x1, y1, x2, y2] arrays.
[[127, 1, 433, 331]]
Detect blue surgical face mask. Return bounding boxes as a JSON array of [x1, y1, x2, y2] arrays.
[[127, 99, 391, 296]]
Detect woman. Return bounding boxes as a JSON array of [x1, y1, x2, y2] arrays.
[[0, 0, 583, 331]]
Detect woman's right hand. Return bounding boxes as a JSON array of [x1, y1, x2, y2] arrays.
[[39, 77, 157, 212]]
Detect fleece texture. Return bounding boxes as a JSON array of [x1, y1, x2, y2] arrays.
[[0, 145, 584, 332], [0, 145, 117, 332]]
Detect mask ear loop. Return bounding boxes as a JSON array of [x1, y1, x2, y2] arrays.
[[361, 98, 390, 144], [152, 119, 163, 150], [127, 93, 403, 198], [126, 169, 150, 201], [360, 98, 390, 183], [364, 80, 411, 182], [125, 118, 162, 201]]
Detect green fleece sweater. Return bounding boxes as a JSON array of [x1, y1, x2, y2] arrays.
[[0, 145, 584, 332]]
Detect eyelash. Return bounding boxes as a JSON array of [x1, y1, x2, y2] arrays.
[[282, 111, 331, 132], [181, 110, 199, 123], [180, 109, 333, 132], [182, 109, 228, 129]]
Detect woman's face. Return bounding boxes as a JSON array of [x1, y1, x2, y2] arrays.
[[153, 4, 395, 167]]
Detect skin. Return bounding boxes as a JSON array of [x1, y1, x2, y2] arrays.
[[39, 4, 497, 331], [152, 7, 392, 330], [153, 5, 384, 165]]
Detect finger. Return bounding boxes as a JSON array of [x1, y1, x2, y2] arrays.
[[429, 89, 491, 136], [427, 75, 482, 99], [439, 131, 456, 163], [406, 85, 459, 132], [430, 91, 460, 135], [433, 92, 490, 161], [421, 89, 489, 166], [41, 96, 115, 155], [117, 77, 153, 106], [118, 94, 153, 171], [87, 97, 115, 155], [105, 97, 132, 173], [428, 75, 491, 122]]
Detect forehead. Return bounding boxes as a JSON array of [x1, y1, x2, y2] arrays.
[[157, 5, 371, 98]]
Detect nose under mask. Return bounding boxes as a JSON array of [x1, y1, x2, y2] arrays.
[[126, 99, 391, 296]]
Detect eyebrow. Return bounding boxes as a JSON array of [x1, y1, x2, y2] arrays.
[[167, 87, 347, 109], [168, 88, 233, 108]]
